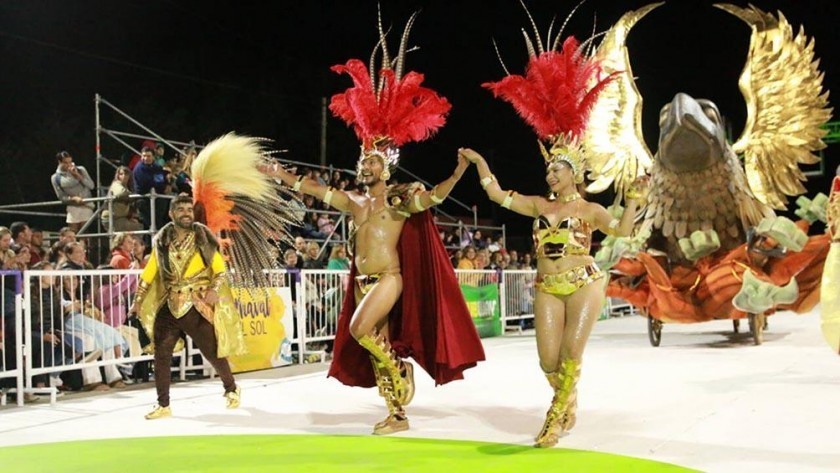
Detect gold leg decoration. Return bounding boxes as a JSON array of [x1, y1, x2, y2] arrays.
[[369, 356, 409, 435], [534, 359, 581, 448], [357, 329, 415, 406]]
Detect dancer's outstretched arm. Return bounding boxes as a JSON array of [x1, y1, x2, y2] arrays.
[[458, 148, 542, 218], [405, 154, 470, 213], [260, 163, 353, 213]]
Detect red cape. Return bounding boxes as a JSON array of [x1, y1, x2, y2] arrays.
[[328, 211, 486, 387]]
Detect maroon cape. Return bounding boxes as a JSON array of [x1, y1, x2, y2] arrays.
[[327, 211, 486, 387]]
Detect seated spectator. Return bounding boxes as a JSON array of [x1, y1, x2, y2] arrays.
[[109, 233, 136, 269], [475, 248, 490, 270], [133, 237, 150, 268], [451, 248, 463, 267], [104, 166, 143, 232], [457, 246, 477, 270], [488, 251, 504, 270], [10, 221, 32, 250], [60, 274, 127, 390], [60, 242, 87, 270], [303, 242, 325, 269], [29, 227, 46, 265], [51, 151, 96, 233], [94, 264, 137, 328], [327, 244, 350, 270], [508, 250, 521, 269], [472, 230, 487, 250], [58, 227, 77, 246], [9, 244, 31, 271], [522, 253, 535, 269], [317, 213, 336, 235], [302, 213, 327, 240], [0, 227, 14, 269], [48, 241, 67, 266], [283, 248, 299, 269], [29, 262, 77, 392]]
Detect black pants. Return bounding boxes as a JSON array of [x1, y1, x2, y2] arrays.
[[153, 306, 236, 407]]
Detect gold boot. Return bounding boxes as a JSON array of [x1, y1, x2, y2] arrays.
[[370, 356, 409, 435], [560, 363, 582, 431], [357, 329, 415, 406], [144, 405, 172, 420], [534, 359, 580, 448]]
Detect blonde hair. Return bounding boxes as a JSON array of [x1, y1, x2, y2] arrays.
[[329, 244, 346, 260]]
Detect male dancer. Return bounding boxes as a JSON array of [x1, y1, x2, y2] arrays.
[[262, 12, 484, 435]]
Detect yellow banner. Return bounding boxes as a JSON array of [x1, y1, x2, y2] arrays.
[[228, 287, 294, 373]]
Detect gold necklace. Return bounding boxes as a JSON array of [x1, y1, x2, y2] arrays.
[[559, 193, 581, 203]]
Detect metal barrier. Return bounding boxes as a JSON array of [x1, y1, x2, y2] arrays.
[[298, 269, 350, 363], [4, 266, 635, 407], [0, 271, 24, 406]]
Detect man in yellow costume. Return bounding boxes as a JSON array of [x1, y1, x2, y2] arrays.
[[131, 195, 246, 419]]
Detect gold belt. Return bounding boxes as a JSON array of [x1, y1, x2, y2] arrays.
[[536, 263, 605, 296]]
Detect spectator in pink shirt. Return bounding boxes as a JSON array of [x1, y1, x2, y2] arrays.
[[94, 264, 137, 328], [109, 233, 135, 269]]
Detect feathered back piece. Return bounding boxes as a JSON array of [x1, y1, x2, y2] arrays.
[[328, 10, 451, 172], [483, 1, 616, 182], [192, 133, 300, 289]]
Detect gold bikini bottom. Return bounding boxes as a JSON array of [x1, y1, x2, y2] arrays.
[[355, 269, 401, 296], [536, 263, 605, 296]]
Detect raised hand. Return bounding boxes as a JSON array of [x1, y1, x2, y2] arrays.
[[458, 148, 484, 164]]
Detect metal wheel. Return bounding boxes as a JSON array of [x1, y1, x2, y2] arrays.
[[733, 319, 740, 333], [748, 313, 765, 345], [647, 313, 662, 347]]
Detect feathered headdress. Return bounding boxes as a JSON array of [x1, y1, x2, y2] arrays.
[[329, 10, 451, 180], [192, 133, 299, 288], [483, 1, 617, 184]]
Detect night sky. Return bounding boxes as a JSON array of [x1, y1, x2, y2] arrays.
[[1, 0, 838, 244]]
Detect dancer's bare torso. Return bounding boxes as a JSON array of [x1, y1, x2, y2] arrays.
[[348, 192, 405, 275]]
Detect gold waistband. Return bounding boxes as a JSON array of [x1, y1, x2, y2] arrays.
[[536, 263, 604, 296]]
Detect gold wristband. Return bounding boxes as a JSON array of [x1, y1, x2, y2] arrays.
[[480, 175, 496, 190], [324, 187, 335, 206], [501, 190, 515, 209], [413, 193, 426, 211], [292, 175, 304, 192]]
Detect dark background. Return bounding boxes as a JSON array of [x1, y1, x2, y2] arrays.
[[1, 0, 838, 243]]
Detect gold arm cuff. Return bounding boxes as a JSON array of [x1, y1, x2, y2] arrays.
[[480, 175, 496, 190], [414, 193, 426, 211], [324, 187, 335, 206], [292, 175, 304, 192], [430, 185, 444, 204], [501, 190, 515, 209]]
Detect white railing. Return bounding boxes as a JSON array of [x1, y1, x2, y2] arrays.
[[4, 266, 633, 406], [0, 271, 24, 406]]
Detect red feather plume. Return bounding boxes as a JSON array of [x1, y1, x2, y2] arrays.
[[329, 59, 451, 147], [483, 37, 616, 141]]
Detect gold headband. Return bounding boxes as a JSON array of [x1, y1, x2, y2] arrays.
[[539, 137, 586, 184]]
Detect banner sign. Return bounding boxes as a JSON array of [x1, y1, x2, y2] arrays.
[[228, 286, 294, 373]]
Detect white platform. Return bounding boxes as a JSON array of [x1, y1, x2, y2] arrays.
[[2, 309, 839, 473]]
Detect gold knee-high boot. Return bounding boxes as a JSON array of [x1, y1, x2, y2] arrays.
[[369, 355, 409, 435], [535, 359, 581, 448], [357, 328, 415, 406]]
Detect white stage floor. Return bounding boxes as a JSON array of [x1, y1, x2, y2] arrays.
[[1, 309, 839, 472]]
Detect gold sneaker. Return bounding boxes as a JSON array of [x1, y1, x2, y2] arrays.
[[225, 386, 241, 409], [144, 405, 171, 420], [373, 414, 409, 435]]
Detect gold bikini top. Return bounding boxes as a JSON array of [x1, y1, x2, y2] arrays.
[[532, 215, 593, 259]]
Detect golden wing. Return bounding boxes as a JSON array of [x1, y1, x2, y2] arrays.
[[716, 4, 832, 210], [583, 3, 661, 197]]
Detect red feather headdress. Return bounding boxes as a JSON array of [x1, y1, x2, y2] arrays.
[[482, 4, 617, 182], [328, 11, 451, 175]]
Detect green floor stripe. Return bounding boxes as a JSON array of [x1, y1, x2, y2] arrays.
[[0, 434, 696, 472]]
